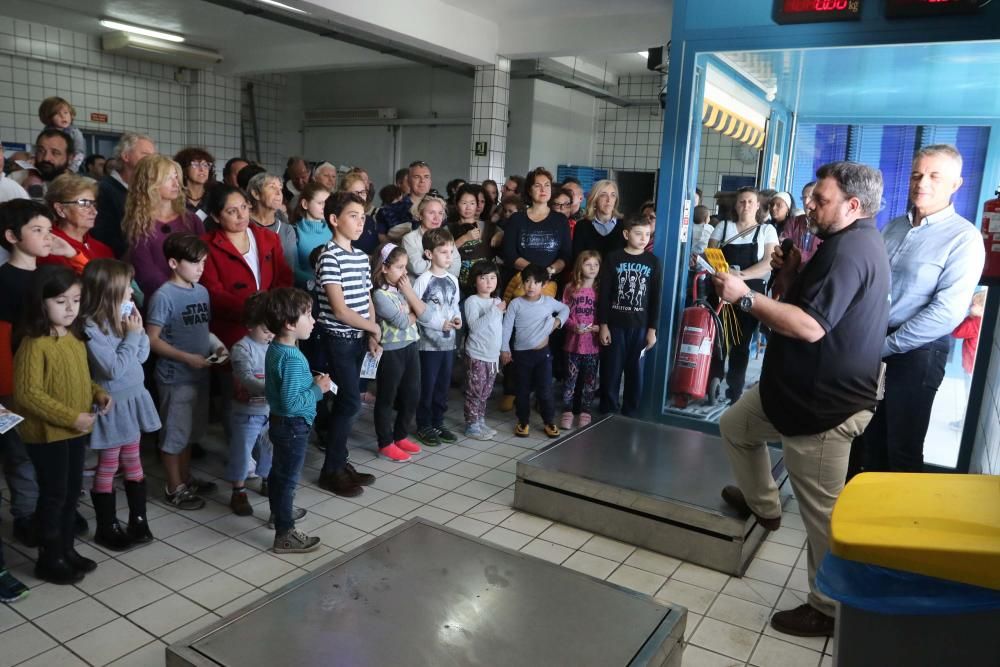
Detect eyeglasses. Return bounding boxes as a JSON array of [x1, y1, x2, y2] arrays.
[[551, 201, 571, 209], [190, 160, 213, 170], [60, 199, 97, 209]]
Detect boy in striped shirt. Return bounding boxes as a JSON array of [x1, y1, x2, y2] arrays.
[[314, 192, 380, 497]]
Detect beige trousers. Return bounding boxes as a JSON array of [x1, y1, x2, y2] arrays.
[[719, 385, 872, 616]]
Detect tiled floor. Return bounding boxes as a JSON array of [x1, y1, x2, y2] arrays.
[[0, 389, 833, 666]]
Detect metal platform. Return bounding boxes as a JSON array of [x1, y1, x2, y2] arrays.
[[167, 519, 686, 667], [514, 415, 790, 576]]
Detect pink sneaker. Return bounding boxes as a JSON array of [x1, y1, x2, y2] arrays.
[[395, 438, 422, 454], [379, 443, 411, 462], [578, 412, 592, 427], [559, 411, 574, 429]]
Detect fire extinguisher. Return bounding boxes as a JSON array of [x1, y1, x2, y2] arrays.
[[669, 272, 724, 407], [983, 186, 1000, 279]]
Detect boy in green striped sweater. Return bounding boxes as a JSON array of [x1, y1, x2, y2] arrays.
[[263, 287, 334, 554]]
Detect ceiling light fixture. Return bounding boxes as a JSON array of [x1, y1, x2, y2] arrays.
[[257, 0, 310, 14], [99, 19, 184, 43]]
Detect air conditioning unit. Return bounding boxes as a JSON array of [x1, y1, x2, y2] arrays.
[[101, 32, 222, 68], [304, 108, 399, 122]]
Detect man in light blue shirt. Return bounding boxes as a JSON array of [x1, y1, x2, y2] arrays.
[[851, 144, 985, 474]]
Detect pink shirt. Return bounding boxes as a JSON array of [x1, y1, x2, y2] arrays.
[[780, 214, 822, 266], [563, 285, 600, 355]]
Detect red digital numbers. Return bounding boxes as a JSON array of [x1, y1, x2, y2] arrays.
[[775, 0, 863, 22], [814, 0, 849, 10]]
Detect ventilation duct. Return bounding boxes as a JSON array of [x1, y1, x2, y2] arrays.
[[101, 32, 223, 68]]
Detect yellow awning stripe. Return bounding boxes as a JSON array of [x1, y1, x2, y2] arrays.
[[702, 100, 765, 150]]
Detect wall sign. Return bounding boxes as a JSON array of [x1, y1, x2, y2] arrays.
[[773, 0, 862, 24], [474, 141, 488, 156], [90, 112, 109, 123]]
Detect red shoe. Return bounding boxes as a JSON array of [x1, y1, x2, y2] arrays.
[[395, 438, 422, 454], [379, 444, 411, 462]]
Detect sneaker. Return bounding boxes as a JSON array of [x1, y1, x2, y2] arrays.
[[230, 489, 253, 516], [435, 427, 458, 444], [559, 411, 574, 430], [395, 438, 421, 454], [0, 569, 29, 603], [514, 423, 530, 437], [272, 528, 321, 554], [266, 507, 307, 529], [379, 443, 411, 462], [464, 423, 493, 441], [481, 423, 498, 438], [578, 412, 592, 427], [165, 484, 206, 511], [498, 395, 515, 412], [345, 462, 375, 486], [770, 603, 835, 637], [186, 476, 217, 495], [415, 427, 441, 447], [258, 479, 269, 497], [544, 423, 560, 438]]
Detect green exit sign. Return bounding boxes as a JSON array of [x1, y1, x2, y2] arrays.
[[474, 141, 488, 156]]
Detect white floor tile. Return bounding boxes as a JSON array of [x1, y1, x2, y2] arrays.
[[787, 567, 811, 593], [368, 494, 422, 518], [340, 507, 395, 532], [707, 593, 772, 632], [180, 571, 255, 609], [562, 551, 618, 580], [396, 482, 447, 503], [722, 576, 783, 608], [309, 496, 364, 521], [126, 593, 207, 637], [0, 622, 57, 667], [106, 640, 168, 667], [310, 521, 368, 549], [579, 534, 636, 562], [429, 492, 481, 514], [214, 588, 267, 617], [115, 541, 186, 573], [756, 541, 802, 567], [271, 544, 335, 567], [65, 616, 155, 666], [466, 451, 509, 468], [536, 523, 592, 550], [446, 460, 493, 479], [606, 564, 666, 595], [767, 526, 808, 549], [690, 616, 760, 662], [192, 538, 260, 570], [143, 556, 216, 591], [146, 511, 200, 538], [519, 538, 573, 564], [34, 596, 119, 642], [744, 558, 792, 587], [671, 562, 731, 592], [403, 506, 457, 525], [498, 511, 552, 537], [655, 578, 718, 615], [475, 469, 516, 488], [392, 464, 438, 481], [163, 525, 229, 553], [0, 604, 24, 634], [750, 634, 823, 667], [444, 515, 492, 537], [369, 474, 414, 494], [95, 574, 172, 615], [228, 552, 297, 585], [15, 645, 89, 667], [624, 548, 682, 577], [680, 644, 745, 667], [11, 581, 85, 620], [161, 613, 221, 645], [480, 526, 532, 551], [452, 479, 504, 500]]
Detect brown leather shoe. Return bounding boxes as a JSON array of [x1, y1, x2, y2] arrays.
[[770, 603, 834, 637], [721, 485, 781, 531], [318, 469, 363, 498], [345, 462, 375, 486]]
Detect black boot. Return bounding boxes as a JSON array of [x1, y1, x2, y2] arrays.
[[90, 491, 133, 551], [35, 538, 84, 585], [124, 479, 154, 544], [64, 535, 97, 574]]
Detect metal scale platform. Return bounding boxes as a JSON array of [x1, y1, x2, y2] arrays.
[[167, 519, 686, 667], [514, 416, 790, 576]]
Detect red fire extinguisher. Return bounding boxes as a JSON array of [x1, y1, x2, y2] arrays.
[[669, 272, 723, 407], [983, 186, 1000, 279]]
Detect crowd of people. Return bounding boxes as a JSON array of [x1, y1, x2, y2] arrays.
[[0, 97, 663, 600]]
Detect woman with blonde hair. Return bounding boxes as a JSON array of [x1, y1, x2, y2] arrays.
[[571, 179, 625, 259], [338, 171, 379, 254], [123, 155, 204, 299], [247, 171, 299, 277]]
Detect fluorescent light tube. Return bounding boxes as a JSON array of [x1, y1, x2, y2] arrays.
[[257, 0, 309, 14], [99, 19, 185, 43]]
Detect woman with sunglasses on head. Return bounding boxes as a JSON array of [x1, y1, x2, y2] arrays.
[[41, 173, 113, 272], [174, 147, 215, 225]]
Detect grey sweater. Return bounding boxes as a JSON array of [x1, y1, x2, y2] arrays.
[[501, 295, 570, 352], [464, 295, 503, 362], [252, 209, 298, 279], [231, 336, 269, 416]]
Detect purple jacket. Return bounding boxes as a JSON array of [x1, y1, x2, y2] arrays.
[[129, 212, 205, 301]]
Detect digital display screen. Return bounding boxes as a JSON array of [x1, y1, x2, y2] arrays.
[[885, 0, 982, 18], [773, 0, 863, 24]]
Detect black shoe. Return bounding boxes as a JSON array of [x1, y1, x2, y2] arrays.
[[12, 517, 38, 548], [74, 511, 89, 537], [190, 442, 207, 459], [345, 462, 375, 486], [435, 427, 458, 444], [35, 545, 85, 585], [771, 603, 835, 637], [91, 491, 133, 551], [64, 546, 97, 573], [186, 476, 218, 495], [318, 469, 363, 498], [721, 485, 781, 531], [123, 480, 154, 544]]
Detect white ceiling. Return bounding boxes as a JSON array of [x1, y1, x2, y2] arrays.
[[441, 0, 668, 21]]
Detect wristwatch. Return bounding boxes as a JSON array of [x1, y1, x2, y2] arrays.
[[737, 290, 756, 312]]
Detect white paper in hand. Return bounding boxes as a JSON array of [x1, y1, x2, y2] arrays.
[[360, 351, 382, 380], [0, 404, 24, 434]]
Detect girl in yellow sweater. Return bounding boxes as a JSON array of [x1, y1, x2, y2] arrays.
[[13, 266, 112, 585]]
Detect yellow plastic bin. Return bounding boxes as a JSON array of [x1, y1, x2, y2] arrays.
[[817, 473, 1000, 666]]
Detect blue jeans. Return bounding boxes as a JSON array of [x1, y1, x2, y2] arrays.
[[321, 335, 365, 474], [225, 413, 272, 483], [417, 349, 454, 430], [1, 429, 38, 520], [600, 326, 646, 417], [268, 415, 311, 534]]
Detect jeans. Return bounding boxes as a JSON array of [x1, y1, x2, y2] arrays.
[[268, 415, 310, 534], [1, 429, 38, 520], [321, 336, 366, 474], [26, 436, 86, 550], [600, 326, 646, 417], [512, 348, 554, 424], [854, 345, 949, 473], [374, 345, 420, 448], [226, 413, 272, 483], [417, 350, 454, 430]]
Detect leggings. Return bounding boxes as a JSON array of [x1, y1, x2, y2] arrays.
[[93, 441, 144, 493], [563, 353, 599, 414]]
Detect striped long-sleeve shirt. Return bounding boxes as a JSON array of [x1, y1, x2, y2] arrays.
[[265, 342, 323, 425]]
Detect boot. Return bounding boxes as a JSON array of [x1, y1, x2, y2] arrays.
[[35, 538, 84, 585], [90, 491, 133, 551], [123, 479, 154, 544], [63, 538, 97, 574]]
